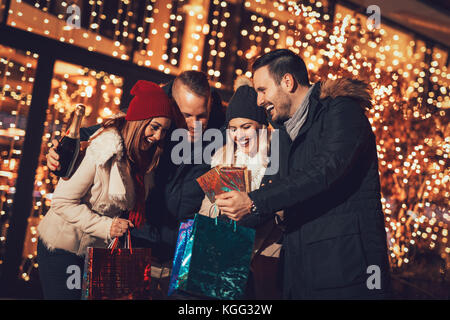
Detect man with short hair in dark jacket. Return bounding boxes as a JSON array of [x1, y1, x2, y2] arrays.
[[145, 72, 226, 260], [215, 49, 391, 299]]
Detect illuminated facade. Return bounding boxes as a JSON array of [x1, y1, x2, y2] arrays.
[[0, 0, 448, 297]]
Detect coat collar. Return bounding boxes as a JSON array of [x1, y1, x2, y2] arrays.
[[294, 82, 322, 140], [268, 83, 322, 142], [88, 127, 124, 166], [87, 127, 135, 211]]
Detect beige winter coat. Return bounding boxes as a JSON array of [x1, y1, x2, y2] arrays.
[[37, 127, 154, 256]]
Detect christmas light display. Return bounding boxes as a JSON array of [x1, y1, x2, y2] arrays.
[[0, 0, 448, 292]]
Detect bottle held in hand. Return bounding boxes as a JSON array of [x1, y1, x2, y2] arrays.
[[52, 104, 85, 178]]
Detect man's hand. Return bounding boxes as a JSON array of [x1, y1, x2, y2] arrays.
[[215, 191, 252, 221], [47, 139, 60, 171]]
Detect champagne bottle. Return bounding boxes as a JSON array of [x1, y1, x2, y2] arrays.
[[53, 104, 86, 178]]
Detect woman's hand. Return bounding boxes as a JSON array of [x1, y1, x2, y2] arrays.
[[110, 218, 134, 238], [47, 139, 60, 171]]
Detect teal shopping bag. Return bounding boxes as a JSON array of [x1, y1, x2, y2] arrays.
[[176, 213, 255, 300]]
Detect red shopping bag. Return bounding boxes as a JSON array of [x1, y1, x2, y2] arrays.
[[82, 231, 152, 300]]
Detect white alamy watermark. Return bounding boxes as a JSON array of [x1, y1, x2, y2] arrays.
[[170, 121, 280, 175], [66, 4, 81, 29], [66, 265, 81, 290], [366, 5, 381, 30], [366, 265, 382, 289]]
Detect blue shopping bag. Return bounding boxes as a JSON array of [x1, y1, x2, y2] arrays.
[[173, 213, 255, 300], [167, 219, 194, 296]]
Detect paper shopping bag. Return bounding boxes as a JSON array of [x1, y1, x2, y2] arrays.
[[175, 214, 255, 300], [81, 232, 152, 300]]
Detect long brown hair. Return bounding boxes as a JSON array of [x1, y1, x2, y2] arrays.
[[101, 115, 164, 176]]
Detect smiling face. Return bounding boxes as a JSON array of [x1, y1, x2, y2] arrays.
[[172, 82, 210, 142], [140, 117, 171, 151], [253, 66, 292, 123], [228, 118, 261, 155]]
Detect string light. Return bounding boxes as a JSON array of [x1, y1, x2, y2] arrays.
[[203, 0, 232, 88], [136, 0, 157, 67]]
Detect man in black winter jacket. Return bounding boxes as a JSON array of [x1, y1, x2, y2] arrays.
[[145, 72, 226, 260], [215, 49, 391, 299]]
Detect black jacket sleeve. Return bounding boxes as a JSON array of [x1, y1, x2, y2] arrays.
[[175, 164, 211, 221], [249, 98, 371, 215]]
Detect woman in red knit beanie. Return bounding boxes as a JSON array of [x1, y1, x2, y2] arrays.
[[37, 80, 176, 299]]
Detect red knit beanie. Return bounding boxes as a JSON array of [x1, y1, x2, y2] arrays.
[[125, 80, 173, 121]]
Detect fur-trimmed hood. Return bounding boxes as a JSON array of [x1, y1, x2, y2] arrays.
[[87, 127, 125, 166], [319, 77, 373, 110], [86, 127, 135, 212]]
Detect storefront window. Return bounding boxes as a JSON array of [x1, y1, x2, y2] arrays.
[[0, 54, 124, 282], [0, 45, 38, 270]]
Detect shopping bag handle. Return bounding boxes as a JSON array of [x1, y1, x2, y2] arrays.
[[107, 229, 133, 254], [208, 203, 237, 232], [208, 203, 219, 225]]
